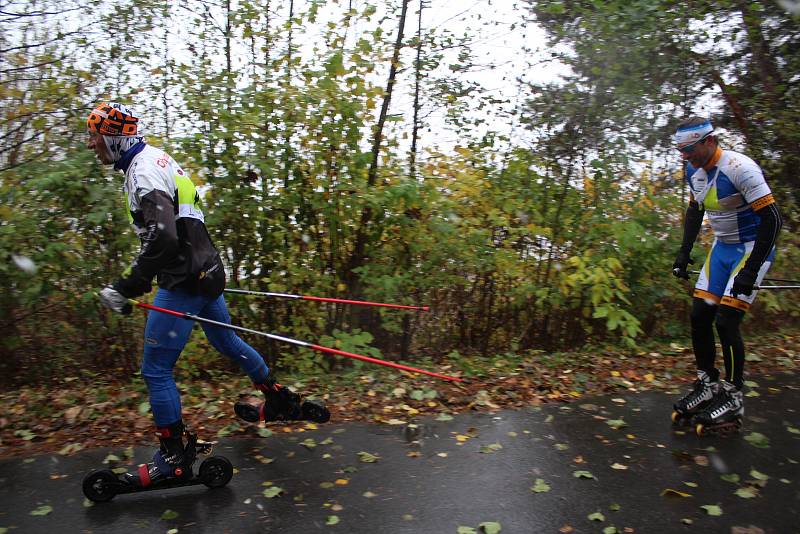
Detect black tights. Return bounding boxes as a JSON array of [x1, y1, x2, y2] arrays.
[[689, 297, 746, 388]]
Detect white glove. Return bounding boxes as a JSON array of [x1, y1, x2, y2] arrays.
[[99, 286, 132, 315]]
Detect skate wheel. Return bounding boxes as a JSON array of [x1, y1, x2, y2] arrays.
[[82, 469, 119, 502], [234, 399, 262, 423], [199, 456, 233, 488], [695, 423, 706, 436], [671, 411, 681, 424], [302, 400, 331, 423]]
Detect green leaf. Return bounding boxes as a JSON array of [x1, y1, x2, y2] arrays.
[[734, 487, 758, 499], [301, 438, 317, 449], [479, 442, 503, 454], [30, 505, 53, 516], [744, 432, 770, 449], [160, 509, 179, 520], [588, 512, 606, 521], [749, 469, 769, 481], [609, 503, 620, 511], [700, 504, 723, 516], [436, 413, 454, 421], [358, 451, 379, 463], [138, 401, 150, 416], [457, 528, 477, 534], [258, 428, 273, 438], [530, 479, 551, 493], [326, 515, 340, 525], [602, 527, 618, 534], [605, 419, 627, 430], [787, 426, 800, 435], [263, 486, 284, 498], [721, 474, 740, 483], [479, 522, 502, 534], [573, 470, 595, 479]]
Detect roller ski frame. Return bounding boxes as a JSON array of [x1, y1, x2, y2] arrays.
[[82, 432, 233, 502], [235, 378, 331, 425], [671, 371, 717, 426]]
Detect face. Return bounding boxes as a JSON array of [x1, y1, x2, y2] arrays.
[[87, 130, 113, 165], [678, 135, 716, 168]]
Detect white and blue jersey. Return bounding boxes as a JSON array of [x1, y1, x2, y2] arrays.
[[688, 148, 776, 310], [686, 148, 774, 244]]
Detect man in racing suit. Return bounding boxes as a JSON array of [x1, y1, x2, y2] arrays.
[[670, 117, 782, 432]]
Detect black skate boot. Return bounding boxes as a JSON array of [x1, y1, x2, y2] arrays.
[[693, 381, 743, 437], [672, 370, 718, 425], [124, 421, 192, 488], [234, 376, 330, 424]]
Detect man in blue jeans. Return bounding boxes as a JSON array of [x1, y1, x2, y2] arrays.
[[89, 102, 327, 487]]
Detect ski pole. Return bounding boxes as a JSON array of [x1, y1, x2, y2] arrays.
[[224, 288, 429, 312], [690, 270, 800, 284], [128, 299, 462, 383], [754, 285, 800, 290]]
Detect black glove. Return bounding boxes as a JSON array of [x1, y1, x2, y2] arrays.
[[731, 269, 757, 298], [99, 285, 132, 315], [672, 250, 694, 280]]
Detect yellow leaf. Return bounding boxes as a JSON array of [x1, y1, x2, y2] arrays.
[[660, 488, 692, 498], [456, 435, 470, 442], [611, 371, 621, 377], [644, 374, 655, 382], [335, 479, 349, 485]]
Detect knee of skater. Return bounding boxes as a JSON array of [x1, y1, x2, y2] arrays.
[[142, 369, 176, 391], [715, 314, 740, 338]]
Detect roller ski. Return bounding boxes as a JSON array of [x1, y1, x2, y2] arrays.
[[671, 370, 717, 426], [82, 422, 233, 502], [235, 376, 330, 424], [693, 381, 744, 437]]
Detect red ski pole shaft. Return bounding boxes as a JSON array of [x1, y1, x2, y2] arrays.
[[129, 300, 461, 383], [224, 288, 429, 311]]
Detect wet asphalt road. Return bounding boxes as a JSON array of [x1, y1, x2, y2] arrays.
[[0, 371, 798, 534]]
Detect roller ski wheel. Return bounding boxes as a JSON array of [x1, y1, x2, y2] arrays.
[[302, 399, 331, 423], [199, 456, 234, 488], [83, 469, 124, 502]]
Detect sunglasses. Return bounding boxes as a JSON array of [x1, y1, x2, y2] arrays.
[[677, 134, 711, 154]]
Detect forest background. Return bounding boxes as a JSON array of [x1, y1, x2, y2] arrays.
[[1, 0, 799, 398]]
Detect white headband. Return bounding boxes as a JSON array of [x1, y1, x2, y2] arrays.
[[674, 121, 713, 148]]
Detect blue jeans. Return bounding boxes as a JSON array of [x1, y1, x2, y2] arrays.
[[142, 288, 270, 426]]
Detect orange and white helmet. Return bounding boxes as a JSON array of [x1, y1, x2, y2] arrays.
[[87, 102, 145, 162]]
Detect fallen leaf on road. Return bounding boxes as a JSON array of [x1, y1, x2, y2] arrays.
[[573, 470, 595, 479], [479, 522, 502, 534], [160, 509, 178, 520], [700, 504, 723, 516], [530, 479, 551, 493], [30, 505, 53, 516], [660, 488, 692, 498], [263, 486, 284, 498], [735, 487, 759, 499]]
